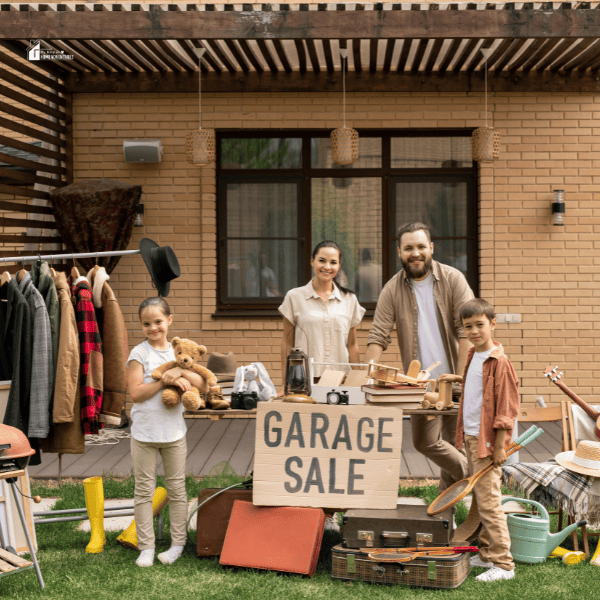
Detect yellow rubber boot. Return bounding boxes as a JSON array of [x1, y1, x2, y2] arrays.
[[83, 476, 105, 553], [117, 487, 169, 550], [551, 546, 586, 565]]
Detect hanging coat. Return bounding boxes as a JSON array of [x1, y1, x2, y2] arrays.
[[40, 272, 84, 455], [87, 267, 128, 426], [70, 276, 104, 435], [1, 280, 31, 433], [17, 272, 52, 439]]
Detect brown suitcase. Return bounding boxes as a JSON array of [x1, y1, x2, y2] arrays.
[[331, 544, 470, 589], [196, 487, 253, 557], [341, 504, 452, 549]]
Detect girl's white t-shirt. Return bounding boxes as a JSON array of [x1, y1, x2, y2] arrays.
[[126, 340, 186, 443]]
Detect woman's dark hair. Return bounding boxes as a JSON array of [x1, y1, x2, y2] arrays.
[[311, 240, 354, 295], [139, 296, 171, 319]]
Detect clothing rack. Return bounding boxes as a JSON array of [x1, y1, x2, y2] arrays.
[[0, 249, 140, 264]]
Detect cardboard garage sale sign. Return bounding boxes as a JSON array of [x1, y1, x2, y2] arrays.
[[253, 402, 403, 509]]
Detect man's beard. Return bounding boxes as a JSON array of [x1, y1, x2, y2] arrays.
[[401, 255, 432, 279]]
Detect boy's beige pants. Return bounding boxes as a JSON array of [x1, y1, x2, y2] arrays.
[[464, 435, 515, 571], [131, 436, 188, 551]]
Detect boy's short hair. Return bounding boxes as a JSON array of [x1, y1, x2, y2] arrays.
[[460, 298, 495, 323]]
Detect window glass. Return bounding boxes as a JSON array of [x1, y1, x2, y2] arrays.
[[221, 138, 302, 169], [311, 137, 382, 169], [311, 178, 382, 303], [391, 137, 472, 169], [392, 180, 469, 279]]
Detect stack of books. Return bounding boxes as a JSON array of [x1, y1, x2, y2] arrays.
[[361, 384, 426, 410]]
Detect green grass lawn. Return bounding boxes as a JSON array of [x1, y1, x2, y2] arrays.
[[2, 467, 598, 600]]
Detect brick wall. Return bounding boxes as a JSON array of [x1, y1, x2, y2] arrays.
[[65, 90, 600, 411]]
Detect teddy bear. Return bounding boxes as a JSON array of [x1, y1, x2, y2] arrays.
[[151, 337, 220, 410]]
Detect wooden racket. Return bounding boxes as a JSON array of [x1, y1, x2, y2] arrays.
[[362, 546, 479, 554], [367, 549, 457, 562], [427, 425, 544, 516]]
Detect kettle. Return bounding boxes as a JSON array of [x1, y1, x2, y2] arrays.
[[501, 497, 587, 563]]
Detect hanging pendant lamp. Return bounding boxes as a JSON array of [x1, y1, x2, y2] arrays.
[[472, 48, 500, 163], [331, 48, 359, 166], [186, 48, 216, 166]]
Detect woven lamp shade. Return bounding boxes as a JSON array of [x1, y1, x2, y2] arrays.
[[186, 129, 216, 165], [331, 127, 359, 166], [472, 126, 500, 162]]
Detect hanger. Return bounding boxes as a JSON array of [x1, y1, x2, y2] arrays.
[[0, 258, 10, 287], [90, 252, 100, 282], [71, 263, 80, 279], [17, 267, 27, 283], [49, 254, 56, 278]]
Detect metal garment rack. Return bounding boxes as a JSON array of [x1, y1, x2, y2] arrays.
[[1, 248, 142, 481], [0, 249, 141, 264]]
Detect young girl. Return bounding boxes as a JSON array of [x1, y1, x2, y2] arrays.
[[127, 297, 208, 567]]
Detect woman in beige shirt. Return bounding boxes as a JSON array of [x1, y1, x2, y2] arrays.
[[279, 241, 366, 395]]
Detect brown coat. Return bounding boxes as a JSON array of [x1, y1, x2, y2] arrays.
[[456, 342, 520, 459], [99, 281, 129, 424], [40, 272, 84, 455]]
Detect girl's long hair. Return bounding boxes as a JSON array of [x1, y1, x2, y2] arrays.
[[311, 240, 354, 295]]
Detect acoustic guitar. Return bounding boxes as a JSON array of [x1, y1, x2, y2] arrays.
[[543, 366, 600, 440]]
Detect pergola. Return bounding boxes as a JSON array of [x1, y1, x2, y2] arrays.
[[2, 2, 600, 253]]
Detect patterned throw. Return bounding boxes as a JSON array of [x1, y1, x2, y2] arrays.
[[502, 461, 598, 526], [70, 278, 104, 435]]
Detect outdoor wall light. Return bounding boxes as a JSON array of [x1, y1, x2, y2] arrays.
[[552, 190, 565, 226], [134, 203, 144, 227]]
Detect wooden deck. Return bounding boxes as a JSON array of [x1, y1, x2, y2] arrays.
[[27, 419, 562, 480]]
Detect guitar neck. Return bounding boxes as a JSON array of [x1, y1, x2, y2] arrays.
[[552, 379, 600, 420]]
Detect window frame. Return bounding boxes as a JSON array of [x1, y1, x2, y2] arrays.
[[215, 129, 478, 317]]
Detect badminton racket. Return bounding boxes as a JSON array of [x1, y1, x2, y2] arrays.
[[427, 425, 544, 516]]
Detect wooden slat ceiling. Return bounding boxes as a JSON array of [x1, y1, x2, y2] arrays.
[[2, 3, 600, 92]]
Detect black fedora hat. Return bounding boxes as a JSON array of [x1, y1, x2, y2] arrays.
[[139, 238, 181, 297]]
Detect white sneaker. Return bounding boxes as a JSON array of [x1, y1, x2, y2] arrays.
[[325, 515, 340, 532], [470, 555, 494, 568], [157, 545, 185, 565], [476, 567, 515, 582], [136, 549, 155, 567]]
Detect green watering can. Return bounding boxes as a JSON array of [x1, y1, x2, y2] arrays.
[[501, 497, 587, 563]]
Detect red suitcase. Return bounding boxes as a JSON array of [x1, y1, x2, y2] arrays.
[[219, 501, 325, 577]]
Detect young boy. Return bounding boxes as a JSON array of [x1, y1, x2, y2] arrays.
[[438, 298, 519, 582]]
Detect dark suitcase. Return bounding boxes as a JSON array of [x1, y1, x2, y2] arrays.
[[342, 504, 452, 549], [196, 486, 253, 557], [331, 544, 470, 589]]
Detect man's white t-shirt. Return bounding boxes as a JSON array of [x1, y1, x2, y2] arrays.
[[412, 273, 451, 380], [463, 347, 495, 436]]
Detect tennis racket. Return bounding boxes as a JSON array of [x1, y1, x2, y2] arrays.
[[426, 425, 544, 516]]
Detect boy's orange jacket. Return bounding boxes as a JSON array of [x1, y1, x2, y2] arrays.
[[456, 341, 520, 459]]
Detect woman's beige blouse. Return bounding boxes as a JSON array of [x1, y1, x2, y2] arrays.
[[279, 280, 366, 377]]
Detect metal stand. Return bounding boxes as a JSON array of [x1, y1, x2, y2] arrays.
[[0, 471, 44, 590]]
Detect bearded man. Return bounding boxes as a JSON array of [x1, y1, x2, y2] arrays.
[[365, 222, 474, 492]]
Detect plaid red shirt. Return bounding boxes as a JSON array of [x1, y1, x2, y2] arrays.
[[70, 278, 104, 435]]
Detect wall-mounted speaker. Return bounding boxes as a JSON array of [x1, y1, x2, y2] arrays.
[[123, 139, 163, 163]]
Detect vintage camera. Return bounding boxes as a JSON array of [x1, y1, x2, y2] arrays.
[[326, 389, 349, 405], [230, 391, 259, 410]]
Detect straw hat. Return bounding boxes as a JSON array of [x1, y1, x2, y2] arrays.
[[206, 352, 237, 383], [139, 238, 181, 298], [555, 440, 600, 477]]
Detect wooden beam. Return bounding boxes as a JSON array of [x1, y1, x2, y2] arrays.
[[0, 234, 59, 244], [0, 101, 67, 135], [0, 116, 66, 148], [0, 200, 54, 215], [0, 183, 50, 200], [60, 69, 600, 94], [0, 216, 58, 230], [0, 134, 64, 163], [1, 10, 600, 41], [0, 83, 65, 121], [0, 65, 66, 106], [0, 166, 62, 188], [0, 151, 66, 177]]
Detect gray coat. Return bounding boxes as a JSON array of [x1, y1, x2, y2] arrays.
[[18, 273, 53, 438]]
